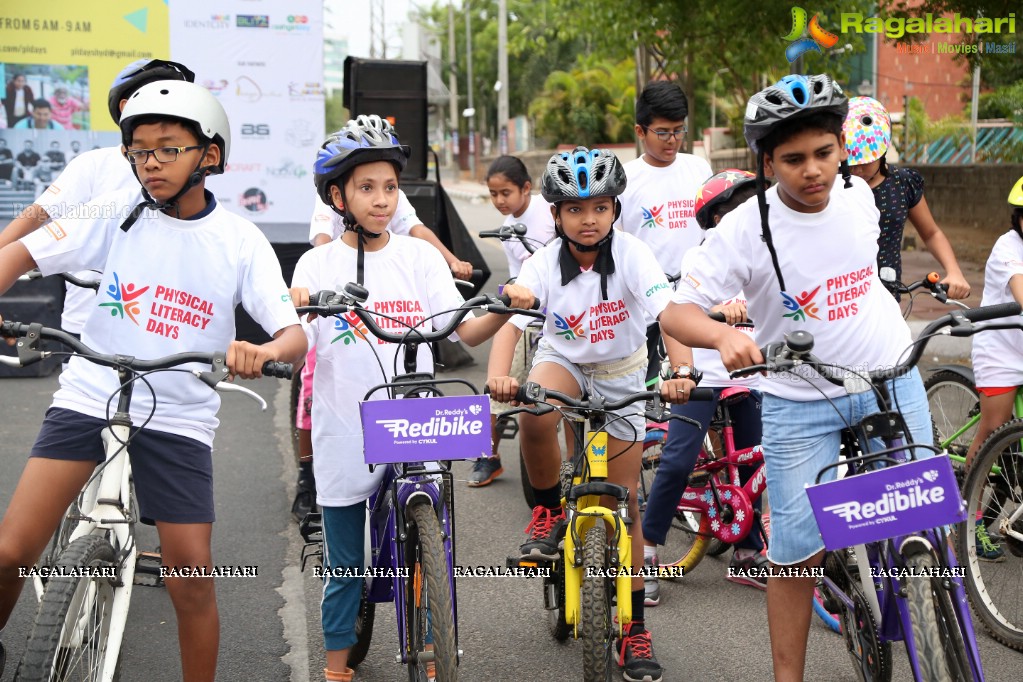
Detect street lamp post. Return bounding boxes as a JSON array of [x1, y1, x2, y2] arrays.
[[465, 4, 475, 177], [710, 68, 727, 130]]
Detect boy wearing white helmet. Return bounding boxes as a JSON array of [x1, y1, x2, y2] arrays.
[[0, 79, 307, 681], [0, 59, 197, 339], [661, 75, 933, 681]]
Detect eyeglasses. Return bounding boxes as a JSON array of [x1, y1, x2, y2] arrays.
[[645, 126, 687, 141], [123, 145, 204, 165]]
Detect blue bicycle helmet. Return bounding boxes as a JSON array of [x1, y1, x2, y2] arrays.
[[743, 74, 848, 154], [540, 146, 626, 203], [108, 59, 195, 124], [313, 123, 410, 207]]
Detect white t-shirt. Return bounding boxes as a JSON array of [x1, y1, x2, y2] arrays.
[[35, 146, 135, 334], [23, 187, 300, 446], [291, 234, 470, 506], [512, 232, 672, 364], [674, 176, 912, 402], [694, 292, 759, 389], [616, 153, 713, 276], [308, 191, 420, 244], [501, 195, 556, 278], [972, 231, 1023, 388]]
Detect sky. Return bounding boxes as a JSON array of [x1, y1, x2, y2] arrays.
[[326, 0, 414, 60]]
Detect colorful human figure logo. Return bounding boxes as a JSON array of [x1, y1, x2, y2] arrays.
[[331, 312, 369, 345], [780, 286, 822, 321], [640, 205, 664, 229], [553, 311, 586, 340], [98, 272, 149, 325]]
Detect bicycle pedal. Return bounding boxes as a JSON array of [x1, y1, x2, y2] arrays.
[[300, 543, 323, 572], [299, 512, 323, 543], [135, 551, 165, 588], [507, 555, 552, 569]]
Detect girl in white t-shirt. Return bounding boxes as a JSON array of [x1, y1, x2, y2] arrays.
[[491, 147, 694, 682], [967, 176, 1023, 469], [472, 156, 558, 487], [290, 123, 530, 682]]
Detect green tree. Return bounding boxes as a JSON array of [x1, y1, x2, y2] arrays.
[[527, 56, 635, 146]]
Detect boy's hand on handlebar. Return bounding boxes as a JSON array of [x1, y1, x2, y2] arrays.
[[661, 377, 698, 404], [449, 259, 474, 281], [718, 329, 764, 374], [289, 287, 317, 321], [710, 301, 748, 326], [941, 273, 970, 300], [487, 375, 520, 404], [500, 283, 536, 311], [227, 340, 277, 380]]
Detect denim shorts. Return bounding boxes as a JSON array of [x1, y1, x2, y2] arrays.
[[31, 407, 215, 524], [531, 339, 647, 442], [762, 367, 932, 565]]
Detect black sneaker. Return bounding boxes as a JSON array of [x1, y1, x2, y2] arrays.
[[518, 505, 566, 561], [291, 474, 316, 523], [617, 623, 663, 682], [467, 457, 504, 487], [726, 551, 770, 590]]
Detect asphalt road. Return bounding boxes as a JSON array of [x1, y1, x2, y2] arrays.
[[1, 195, 1019, 681]]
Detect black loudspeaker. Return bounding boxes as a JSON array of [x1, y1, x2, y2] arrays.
[[0, 275, 66, 378], [344, 57, 428, 182]]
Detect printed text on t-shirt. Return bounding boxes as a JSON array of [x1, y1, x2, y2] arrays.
[[588, 299, 630, 342]]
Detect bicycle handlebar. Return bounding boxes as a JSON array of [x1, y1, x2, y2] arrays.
[[478, 223, 543, 254], [0, 321, 293, 383], [881, 270, 969, 309], [295, 282, 543, 344], [18, 269, 101, 291], [729, 302, 1023, 389], [503, 381, 714, 425]]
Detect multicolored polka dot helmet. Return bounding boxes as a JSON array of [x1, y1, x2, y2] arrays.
[[843, 97, 891, 166]]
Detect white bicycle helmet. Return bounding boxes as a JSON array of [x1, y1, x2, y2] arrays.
[[119, 80, 231, 174], [743, 74, 848, 154], [350, 114, 396, 138]]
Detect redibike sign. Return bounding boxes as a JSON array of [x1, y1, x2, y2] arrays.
[[806, 455, 965, 550], [361, 395, 491, 464]]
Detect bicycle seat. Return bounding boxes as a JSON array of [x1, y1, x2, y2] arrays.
[[718, 386, 751, 405]]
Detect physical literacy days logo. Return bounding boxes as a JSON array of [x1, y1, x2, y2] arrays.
[[783, 6, 839, 62], [99, 272, 148, 325], [553, 311, 586, 340], [780, 286, 821, 322], [640, 205, 664, 229]]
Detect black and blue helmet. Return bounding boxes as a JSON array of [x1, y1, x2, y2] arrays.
[[540, 146, 626, 204], [313, 121, 410, 206]]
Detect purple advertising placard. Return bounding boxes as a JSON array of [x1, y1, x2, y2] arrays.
[[805, 455, 966, 551], [360, 395, 492, 464]]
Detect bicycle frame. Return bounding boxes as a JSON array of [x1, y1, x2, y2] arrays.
[[813, 420, 985, 681], [936, 388, 1023, 456], [365, 460, 458, 664], [561, 428, 634, 636], [678, 442, 766, 545]]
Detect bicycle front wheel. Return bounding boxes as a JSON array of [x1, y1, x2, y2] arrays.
[[957, 418, 1023, 651], [580, 523, 612, 682], [924, 370, 979, 462], [904, 550, 976, 681], [405, 500, 458, 681], [17, 535, 119, 682]]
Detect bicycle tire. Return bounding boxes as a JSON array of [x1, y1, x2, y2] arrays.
[[406, 501, 458, 681], [17, 535, 119, 682], [905, 551, 963, 682], [580, 523, 612, 682], [347, 583, 375, 668], [546, 563, 571, 641], [956, 418, 1023, 651], [924, 370, 979, 460]]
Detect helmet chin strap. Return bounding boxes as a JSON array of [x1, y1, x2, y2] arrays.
[[119, 144, 212, 232], [339, 187, 384, 286]]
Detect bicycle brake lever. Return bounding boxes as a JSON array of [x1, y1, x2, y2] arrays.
[[211, 381, 268, 411]]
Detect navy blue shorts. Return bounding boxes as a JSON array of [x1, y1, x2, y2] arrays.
[[30, 407, 215, 525]]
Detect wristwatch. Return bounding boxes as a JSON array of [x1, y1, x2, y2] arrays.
[[662, 362, 699, 382]]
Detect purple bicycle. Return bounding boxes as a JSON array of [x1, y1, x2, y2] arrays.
[[296, 283, 540, 681], [733, 302, 1023, 682]]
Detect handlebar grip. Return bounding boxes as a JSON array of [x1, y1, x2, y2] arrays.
[[261, 361, 293, 380], [478, 230, 502, 238], [688, 387, 715, 401], [497, 293, 542, 310], [471, 268, 483, 278], [0, 320, 21, 337], [708, 311, 726, 322], [963, 302, 1022, 323]]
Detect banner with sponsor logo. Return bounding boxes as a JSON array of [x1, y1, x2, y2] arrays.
[[806, 455, 966, 550], [170, 0, 324, 241], [361, 395, 492, 464]]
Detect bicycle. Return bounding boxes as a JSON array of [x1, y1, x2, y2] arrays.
[[478, 223, 550, 507], [735, 302, 1022, 681], [295, 283, 539, 680], [503, 382, 711, 682], [0, 320, 290, 682]]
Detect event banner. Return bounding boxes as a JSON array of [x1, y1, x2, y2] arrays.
[[1, 1, 322, 240], [169, 0, 324, 240]]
